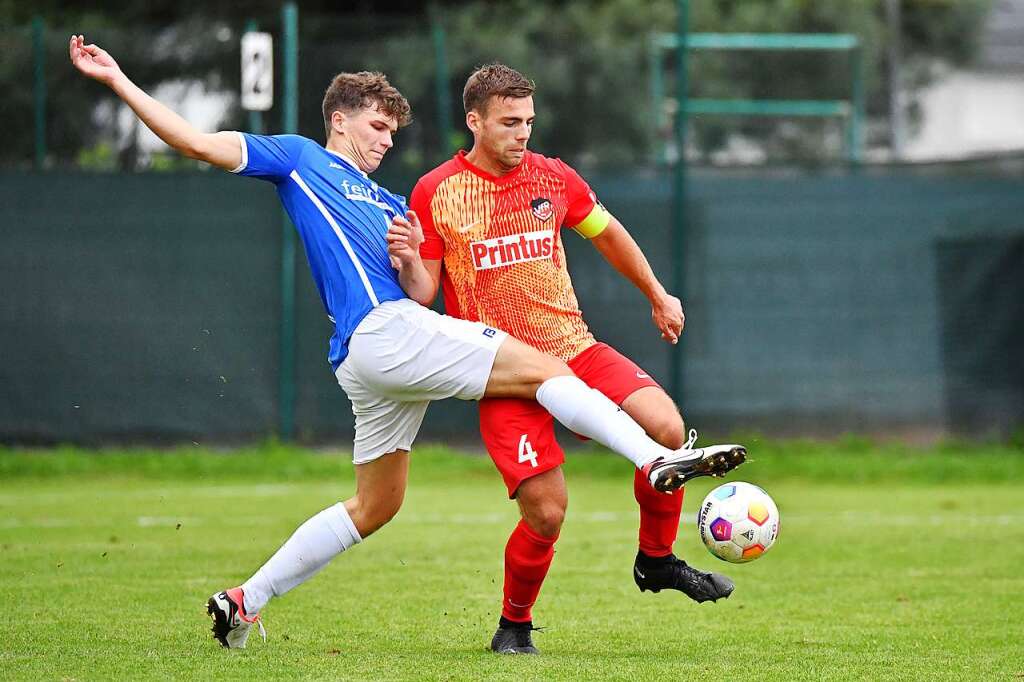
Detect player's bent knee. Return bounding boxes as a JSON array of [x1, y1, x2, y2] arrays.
[[524, 503, 565, 537], [346, 494, 404, 537], [650, 417, 687, 450], [519, 492, 567, 537]]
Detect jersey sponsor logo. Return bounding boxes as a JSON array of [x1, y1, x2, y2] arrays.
[[470, 229, 554, 271], [339, 178, 392, 212], [531, 197, 553, 221]]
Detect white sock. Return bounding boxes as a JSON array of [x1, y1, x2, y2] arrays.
[[535, 375, 674, 468], [241, 502, 361, 614]]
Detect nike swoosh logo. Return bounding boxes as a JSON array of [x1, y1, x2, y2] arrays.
[[634, 567, 646, 579], [636, 372, 650, 379], [508, 599, 533, 608], [458, 219, 482, 233]]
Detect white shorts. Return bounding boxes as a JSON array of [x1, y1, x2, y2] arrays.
[[335, 299, 507, 464]]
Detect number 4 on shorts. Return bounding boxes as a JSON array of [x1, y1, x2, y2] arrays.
[[518, 434, 539, 468]]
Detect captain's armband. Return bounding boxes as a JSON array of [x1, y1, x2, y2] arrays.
[[571, 203, 612, 239]]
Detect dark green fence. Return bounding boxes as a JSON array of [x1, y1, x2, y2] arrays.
[[3, 160, 1022, 444]]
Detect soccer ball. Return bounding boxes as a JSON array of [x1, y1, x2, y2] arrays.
[[697, 482, 780, 563]]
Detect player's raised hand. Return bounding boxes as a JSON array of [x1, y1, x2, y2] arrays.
[[387, 211, 424, 269], [652, 292, 684, 344], [69, 35, 124, 85], [400, 210, 424, 251]]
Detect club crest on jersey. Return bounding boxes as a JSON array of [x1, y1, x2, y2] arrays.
[[531, 197, 553, 222], [470, 229, 554, 270]]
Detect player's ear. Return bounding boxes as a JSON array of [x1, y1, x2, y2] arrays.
[[330, 110, 347, 136], [466, 110, 481, 135]]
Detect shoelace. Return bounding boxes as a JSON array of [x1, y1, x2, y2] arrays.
[[515, 624, 543, 646], [670, 559, 712, 591], [237, 610, 268, 643], [683, 428, 698, 450], [255, 617, 267, 642]]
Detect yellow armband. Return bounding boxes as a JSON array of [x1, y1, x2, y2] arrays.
[[571, 203, 612, 239]]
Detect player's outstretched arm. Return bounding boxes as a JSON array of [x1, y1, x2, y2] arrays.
[[69, 35, 242, 172], [387, 211, 441, 305], [590, 217, 684, 344]]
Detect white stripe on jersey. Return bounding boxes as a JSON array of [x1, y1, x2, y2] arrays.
[[289, 170, 381, 307]]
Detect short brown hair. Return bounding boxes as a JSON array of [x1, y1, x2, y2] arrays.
[[463, 63, 535, 115], [322, 71, 412, 138]]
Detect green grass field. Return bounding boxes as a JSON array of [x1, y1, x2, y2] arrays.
[[1, 439, 1023, 680]]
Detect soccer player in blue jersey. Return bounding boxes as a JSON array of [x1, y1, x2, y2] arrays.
[[71, 35, 745, 650]]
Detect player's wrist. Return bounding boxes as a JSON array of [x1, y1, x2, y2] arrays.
[[107, 71, 132, 93], [649, 288, 673, 307]]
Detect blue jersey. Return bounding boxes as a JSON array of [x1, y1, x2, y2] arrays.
[[232, 133, 409, 370]]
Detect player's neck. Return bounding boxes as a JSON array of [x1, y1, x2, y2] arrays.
[[464, 146, 518, 178], [325, 140, 367, 175]]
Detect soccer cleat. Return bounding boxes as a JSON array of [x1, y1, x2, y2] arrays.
[[490, 617, 541, 655], [641, 429, 746, 493], [633, 552, 735, 603], [207, 587, 267, 649]]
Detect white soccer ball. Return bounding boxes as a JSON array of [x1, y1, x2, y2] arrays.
[[697, 482, 780, 563]]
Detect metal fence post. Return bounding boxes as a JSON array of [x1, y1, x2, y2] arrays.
[[32, 16, 47, 168], [648, 34, 666, 165], [669, 0, 689, 407], [279, 2, 298, 441], [431, 7, 455, 158], [848, 43, 865, 164]]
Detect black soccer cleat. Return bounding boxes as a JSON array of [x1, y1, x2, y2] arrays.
[[633, 552, 735, 603], [642, 430, 747, 493], [490, 616, 541, 655], [207, 587, 266, 649]]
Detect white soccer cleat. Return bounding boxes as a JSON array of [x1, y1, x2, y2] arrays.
[[641, 429, 747, 493], [207, 587, 266, 649]]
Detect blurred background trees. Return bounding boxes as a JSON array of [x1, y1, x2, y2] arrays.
[[1, 0, 994, 170]]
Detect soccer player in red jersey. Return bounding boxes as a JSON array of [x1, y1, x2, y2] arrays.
[[396, 64, 744, 654]]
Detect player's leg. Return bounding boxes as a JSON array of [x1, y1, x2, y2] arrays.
[[480, 397, 567, 654], [207, 451, 408, 648], [621, 388, 732, 602], [570, 342, 734, 603], [208, 345, 429, 649], [621, 386, 687, 560], [488, 334, 745, 490], [492, 467, 566, 655], [343, 300, 741, 490], [240, 451, 408, 611]]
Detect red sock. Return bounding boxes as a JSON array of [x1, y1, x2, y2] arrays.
[[634, 468, 684, 557], [502, 519, 558, 622]]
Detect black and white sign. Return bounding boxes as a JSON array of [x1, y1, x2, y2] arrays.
[[241, 32, 273, 111]]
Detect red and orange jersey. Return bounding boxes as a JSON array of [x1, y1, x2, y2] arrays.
[[412, 150, 610, 362]]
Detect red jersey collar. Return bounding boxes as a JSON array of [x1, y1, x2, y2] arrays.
[[455, 149, 529, 184]]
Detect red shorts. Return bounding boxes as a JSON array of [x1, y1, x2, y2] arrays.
[[479, 342, 663, 497]]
